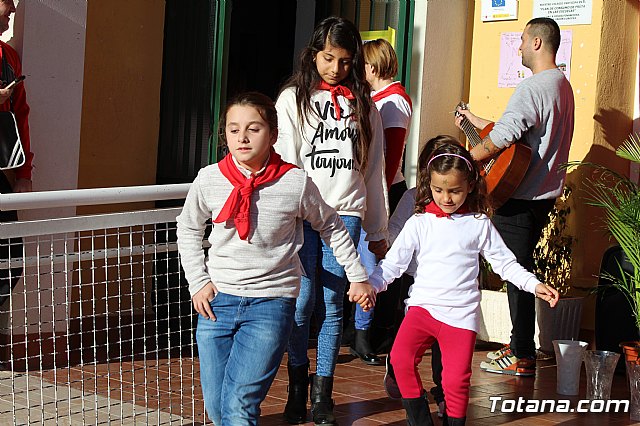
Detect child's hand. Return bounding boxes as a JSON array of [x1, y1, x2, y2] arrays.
[[368, 239, 388, 258], [348, 281, 376, 312], [535, 283, 559, 308], [192, 282, 218, 320]]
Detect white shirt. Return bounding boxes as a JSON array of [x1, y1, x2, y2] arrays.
[[274, 87, 389, 241], [370, 211, 540, 332]]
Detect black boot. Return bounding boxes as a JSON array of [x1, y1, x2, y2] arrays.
[[283, 363, 309, 424], [442, 412, 466, 426], [350, 329, 383, 365], [310, 374, 337, 425], [401, 393, 434, 426]]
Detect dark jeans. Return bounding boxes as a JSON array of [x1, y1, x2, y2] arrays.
[[0, 172, 23, 307], [492, 198, 555, 359]]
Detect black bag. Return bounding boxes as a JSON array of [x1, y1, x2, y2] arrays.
[[0, 44, 25, 306], [0, 111, 25, 170]]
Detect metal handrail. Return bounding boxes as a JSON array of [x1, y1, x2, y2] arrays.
[[0, 183, 191, 211]]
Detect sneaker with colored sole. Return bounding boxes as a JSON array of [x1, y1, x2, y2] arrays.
[[486, 344, 511, 360], [483, 354, 536, 376], [383, 356, 402, 399]]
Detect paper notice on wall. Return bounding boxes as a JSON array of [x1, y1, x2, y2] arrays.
[[533, 0, 592, 26], [498, 30, 572, 88], [481, 0, 518, 22]]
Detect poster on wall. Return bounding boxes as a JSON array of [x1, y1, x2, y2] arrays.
[[498, 30, 572, 88], [481, 0, 518, 22], [533, 0, 592, 26]]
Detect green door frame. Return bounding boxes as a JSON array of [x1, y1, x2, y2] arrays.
[[209, 0, 232, 164], [208, 1, 415, 163]]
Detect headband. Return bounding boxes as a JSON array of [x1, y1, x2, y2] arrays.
[[427, 153, 473, 172]]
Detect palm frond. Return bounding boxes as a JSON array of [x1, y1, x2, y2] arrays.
[[617, 133, 640, 164]]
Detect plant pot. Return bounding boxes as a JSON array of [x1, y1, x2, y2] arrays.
[[620, 341, 640, 364], [536, 296, 584, 354]]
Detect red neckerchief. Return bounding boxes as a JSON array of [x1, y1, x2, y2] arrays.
[[372, 81, 412, 109], [424, 201, 471, 218], [317, 80, 355, 120], [213, 150, 297, 240]]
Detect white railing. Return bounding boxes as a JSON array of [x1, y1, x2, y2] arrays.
[[0, 184, 211, 425]]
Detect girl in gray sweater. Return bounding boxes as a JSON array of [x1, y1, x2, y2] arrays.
[[176, 92, 374, 425]]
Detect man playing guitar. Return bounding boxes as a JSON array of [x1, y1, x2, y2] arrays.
[[455, 17, 575, 377]]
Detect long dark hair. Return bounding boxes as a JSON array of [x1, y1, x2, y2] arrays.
[[281, 16, 373, 171], [414, 136, 491, 216]]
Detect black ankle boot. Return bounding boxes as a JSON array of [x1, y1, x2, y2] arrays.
[[401, 393, 434, 426], [310, 374, 336, 425], [350, 329, 383, 365], [442, 412, 466, 426], [283, 363, 309, 424]]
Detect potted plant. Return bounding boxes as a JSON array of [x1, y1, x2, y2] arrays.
[[532, 186, 584, 355], [566, 133, 640, 419], [477, 186, 579, 348]]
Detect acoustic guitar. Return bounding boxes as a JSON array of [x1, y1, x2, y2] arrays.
[[455, 102, 531, 208]]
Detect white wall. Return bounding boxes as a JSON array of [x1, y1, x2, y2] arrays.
[[0, 1, 88, 335], [5, 0, 87, 220]]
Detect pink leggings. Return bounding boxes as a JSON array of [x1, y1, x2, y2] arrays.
[[390, 306, 476, 419]]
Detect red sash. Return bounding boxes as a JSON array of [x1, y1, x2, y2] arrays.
[[372, 81, 412, 110], [317, 80, 355, 120], [424, 201, 471, 218], [213, 151, 297, 240]]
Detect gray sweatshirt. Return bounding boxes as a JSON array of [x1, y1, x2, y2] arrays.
[[489, 68, 575, 200], [176, 164, 368, 298]]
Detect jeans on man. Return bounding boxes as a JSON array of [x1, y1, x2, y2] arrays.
[[287, 216, 361, 377], [196, 292, 296, 425]]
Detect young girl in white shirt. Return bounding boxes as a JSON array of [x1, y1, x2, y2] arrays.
[[176, 92, 374, 425], [369, 140, 559, 426], [274, 17, 388, 425]]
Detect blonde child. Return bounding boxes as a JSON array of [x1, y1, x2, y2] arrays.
[[348, 38, 415, 366], [274, 17, 388, 425], [369, 140, 558, 425], [176, 92, 374, 425]]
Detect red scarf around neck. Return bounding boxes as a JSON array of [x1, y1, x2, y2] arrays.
[[317, 80, 355, 120], [424, 201, 471, 218], [213, 150, 297, 240], [372, 81, 413, 109]]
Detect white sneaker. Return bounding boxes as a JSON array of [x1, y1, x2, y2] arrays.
[[486, 344, 511, 360]]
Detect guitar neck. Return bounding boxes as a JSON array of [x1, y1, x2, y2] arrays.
[[458, 114, 494, 173], [460, 117, 483, 148]]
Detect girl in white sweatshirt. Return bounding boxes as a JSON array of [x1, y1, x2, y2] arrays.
[[369, 140, 559, 426], [274, 17, 388, 425]]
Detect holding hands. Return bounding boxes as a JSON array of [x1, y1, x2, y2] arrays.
[[192, 281, 218, 320], [347, 281, 377, 312], [535, 283, 559, 308], [368, 239, 388, 259]]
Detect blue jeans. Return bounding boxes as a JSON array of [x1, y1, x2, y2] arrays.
[[287, 216, 361, 377], [196, 292, 296, 425], [355, 228, 376, 330]]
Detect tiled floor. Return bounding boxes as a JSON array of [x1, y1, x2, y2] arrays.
[[8, 342, 640, 425], [259, 343, 638, 425]]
